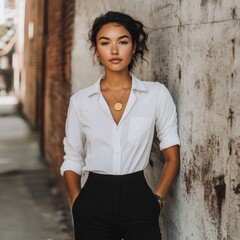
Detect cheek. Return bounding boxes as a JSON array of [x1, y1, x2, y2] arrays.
[[96, 47, 108, 59], [124, 45, 134, 55], [124, 48, 134, 59]]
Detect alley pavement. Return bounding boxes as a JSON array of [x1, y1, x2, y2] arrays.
[[0, 96, 74, 240]]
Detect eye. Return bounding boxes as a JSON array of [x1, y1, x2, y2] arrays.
[[100, 41, 109, 46], [119, 41, 129, 45]]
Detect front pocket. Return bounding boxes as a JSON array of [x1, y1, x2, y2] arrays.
[[72, 192, 81, 213], [127, 117, 152, 145], [142, 179, 161, 215], [72, 177, 90, 214]]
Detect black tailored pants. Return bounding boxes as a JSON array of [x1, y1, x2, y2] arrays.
[[72, 171, 162, 240]]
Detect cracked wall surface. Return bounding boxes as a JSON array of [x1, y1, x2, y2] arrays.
[[71, 1, 240, 239]]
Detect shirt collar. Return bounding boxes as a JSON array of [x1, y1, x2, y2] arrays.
[[131, 74, 148, 92], [87, 73, 148, 97]]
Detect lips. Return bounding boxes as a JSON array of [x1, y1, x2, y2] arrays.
[[109, 58, 122, 64]]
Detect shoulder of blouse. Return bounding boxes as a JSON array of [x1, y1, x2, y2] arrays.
[[137, 78, 167, 96], [69, 81, 99, 104]]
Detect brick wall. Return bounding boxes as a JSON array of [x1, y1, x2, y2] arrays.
[[43, 0, 74, 176], [20, 1, 75, 234], [22, 0, 44, 128], [22, 0, 74, 175]]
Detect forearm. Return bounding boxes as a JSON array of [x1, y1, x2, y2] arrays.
[[155, 145, 180, 197], [63, 170, 81, 206]]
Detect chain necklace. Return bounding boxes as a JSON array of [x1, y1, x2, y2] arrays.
[[104, 82, 129, 111]]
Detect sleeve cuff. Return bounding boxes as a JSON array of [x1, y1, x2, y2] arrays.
[[60, 160, 83, 176], [159, 133, 180, 151]]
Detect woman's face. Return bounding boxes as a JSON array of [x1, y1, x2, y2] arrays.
[[95, 23, 136, 73]]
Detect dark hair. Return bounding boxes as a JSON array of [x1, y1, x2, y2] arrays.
[[89, 11, 148, 71]]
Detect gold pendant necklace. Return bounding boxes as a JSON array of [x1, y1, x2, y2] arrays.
[[112, 93, 126, 111], [104, 82, 127, 111], [114, 102, 123, 111]]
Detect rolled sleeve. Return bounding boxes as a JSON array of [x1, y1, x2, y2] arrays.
[[60, 97, 86, 176], [156, 84, 180, 151]]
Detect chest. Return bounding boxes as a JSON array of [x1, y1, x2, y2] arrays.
[[79, 90, 158, 141], [101, 88, 131, 125]]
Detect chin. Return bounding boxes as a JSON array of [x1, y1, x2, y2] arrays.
[[108, 68, 129, 73], [106, 64, 130, 73]]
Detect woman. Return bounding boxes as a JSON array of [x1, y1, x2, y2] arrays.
[[60, 11, 180, 240]]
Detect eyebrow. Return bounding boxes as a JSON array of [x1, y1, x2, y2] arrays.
[[98, 35, 130, 41]]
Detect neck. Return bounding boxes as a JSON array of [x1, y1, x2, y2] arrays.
[[103, 70, 132, 90]]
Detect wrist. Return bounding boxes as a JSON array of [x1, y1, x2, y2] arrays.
[[155, 194, 166, 207]]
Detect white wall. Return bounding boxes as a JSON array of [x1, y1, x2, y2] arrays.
[[71, 1, 240, 239]]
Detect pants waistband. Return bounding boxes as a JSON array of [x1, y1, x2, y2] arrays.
[[88, 170, 145, 184]]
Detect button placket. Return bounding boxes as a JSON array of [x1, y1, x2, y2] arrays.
[[112, 126, 122, 174]]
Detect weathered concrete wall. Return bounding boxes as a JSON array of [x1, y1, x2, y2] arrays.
[[71, 1, 240, 239]]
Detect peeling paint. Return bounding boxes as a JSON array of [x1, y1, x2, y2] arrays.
[[233, 184, 240, 194], [205, 74, 216, 109], [235, 140, 240, 156], [214, 175, 226, 217], [178, 66, 181, 82], [177, 64, 182, 83], [231, 72, 234, 87], [201, 0, 208, 7], [228, 140, 233, 156], [194, 79, 201, 89], [184, 164, 198, 194], [232, 38, 235, 60], [200, 0, 209, 20], [228, 108, 234, 128], [232, 7, 237, 19], [215, 0, 221, 5], [184, 136, 222, 222]]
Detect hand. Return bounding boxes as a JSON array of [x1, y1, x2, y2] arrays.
[[63, 171, 81, 208], [155, 194, 166, 208], [71, 191, 80, 207]]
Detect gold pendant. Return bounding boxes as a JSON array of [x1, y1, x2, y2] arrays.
[[114, 102, 123, 111]]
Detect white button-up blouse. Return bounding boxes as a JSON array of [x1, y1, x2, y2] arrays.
[[60, 74, 180, 176]]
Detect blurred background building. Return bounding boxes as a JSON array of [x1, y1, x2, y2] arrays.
[[0, 0, 16, 96]]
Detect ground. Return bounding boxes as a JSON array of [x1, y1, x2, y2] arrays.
[[0, 96, 74, 240]]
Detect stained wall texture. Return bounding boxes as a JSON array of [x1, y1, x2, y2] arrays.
[[71, 0, 240, 239]]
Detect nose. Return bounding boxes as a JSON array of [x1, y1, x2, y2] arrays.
[[111, 43, 119, 54]]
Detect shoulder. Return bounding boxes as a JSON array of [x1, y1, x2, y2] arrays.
[[71, 85, 93, 100], [134, 75, 168, 95], [70, 80, 99, 105], [143, 80, 166, 91]]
